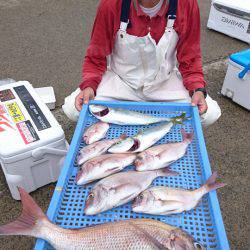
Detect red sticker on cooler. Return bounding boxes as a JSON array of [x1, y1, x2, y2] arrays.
[[0, 113, 14, 132], [16, 120, 40, 144]]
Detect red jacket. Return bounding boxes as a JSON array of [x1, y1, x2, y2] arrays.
[[79, 0, 206, 92]]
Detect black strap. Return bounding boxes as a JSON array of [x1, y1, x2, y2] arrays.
[[120, 0, 132, 23], [166, 0, 178, 19]]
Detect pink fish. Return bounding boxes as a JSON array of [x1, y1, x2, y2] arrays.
[[76, 153, 136, 185], [77, 134, 126, 165], [132, 172, 226, 215], [83, 121, 109, 144], [135, 129, 193, 171]]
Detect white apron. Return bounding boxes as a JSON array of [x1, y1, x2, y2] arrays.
[[62, 0, 221, 126], [96, 13, 190, 102]]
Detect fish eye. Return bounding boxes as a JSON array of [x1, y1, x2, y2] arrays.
[[194, 242, 203, 249], [139, 194, 144, 200], [88, 193, 94, 199]]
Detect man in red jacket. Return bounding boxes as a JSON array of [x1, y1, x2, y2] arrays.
[[63, 0, 221, 126]]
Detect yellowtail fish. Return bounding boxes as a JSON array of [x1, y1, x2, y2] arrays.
[[135, 129, 194, 171], [83, 121, 109, 144], [89, 105, 182, 125], [108, 113, 186, 154], [84, 167, 179, 215], [77, 134, 126, 165], [0, 188, 204, 249], [132, 172, 226, 215], [76, 153, 136, 185]]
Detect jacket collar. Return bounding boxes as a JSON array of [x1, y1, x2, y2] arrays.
[[133, 0, 168, 17]]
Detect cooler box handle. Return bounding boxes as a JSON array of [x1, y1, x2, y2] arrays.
[[32, 146, 68, 159], [238, 63, 250, 79]]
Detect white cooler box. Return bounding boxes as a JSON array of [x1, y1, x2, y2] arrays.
[[222, 49, 250, 110], [0, 81, 68, 199], [207, 0, 250, 44]]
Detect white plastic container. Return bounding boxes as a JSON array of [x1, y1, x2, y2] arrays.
[[221, 49, 250, 110], [0, 81, 68, 199], [207, 0, 250, 44], [35, 87, 56, 110]]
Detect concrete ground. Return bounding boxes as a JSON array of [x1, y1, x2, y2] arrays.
[[0, 0, 249, 249]]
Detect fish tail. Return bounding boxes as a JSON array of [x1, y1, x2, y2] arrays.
[[181, 129, 194, 142], [204, 172, 227, 193], [157, 167, 179, 177], [171, 112, 187, 125], [0, 188, 48, 237]]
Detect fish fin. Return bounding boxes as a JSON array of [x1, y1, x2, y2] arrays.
[[204, 172, 227, 192], [0, 188, 48, 236], [180, 129, 194, 142], [129, 222, 168, 249], [157, 167, 179, 177], [159, 200, 184, 211]]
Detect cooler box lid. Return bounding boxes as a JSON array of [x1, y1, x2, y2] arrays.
[[230, 49, 250, 68], [0, 81, 65, 158], [213, 0, 250, 13]]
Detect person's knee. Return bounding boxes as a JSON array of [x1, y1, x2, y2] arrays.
[[201, 97, 221, 127], [62, 88, 81, 122]]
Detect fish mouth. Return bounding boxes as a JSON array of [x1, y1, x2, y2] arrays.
[[129, 139, 140, 152], [89, 105, 109, 117]]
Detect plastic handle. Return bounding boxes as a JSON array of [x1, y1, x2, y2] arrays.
[[32, 147, 68, 159], [238, 63, 250, 79]]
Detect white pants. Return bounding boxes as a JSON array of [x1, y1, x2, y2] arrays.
[[62, 71, 221, 127]]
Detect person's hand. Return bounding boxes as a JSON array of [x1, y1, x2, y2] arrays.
[[191, 91, 208, 115], [75, 87, 95, 111]]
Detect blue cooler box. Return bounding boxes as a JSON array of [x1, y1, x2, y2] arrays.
[[222, 49, 250, 110]]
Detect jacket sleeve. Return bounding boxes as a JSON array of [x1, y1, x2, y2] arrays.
[[79, 1, 116, 92], [176, 0, 206, 92]]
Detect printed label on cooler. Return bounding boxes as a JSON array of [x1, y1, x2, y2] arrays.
[[16, 120, 40, 144], [0, 89, 15, 102], [14, 85, 51, 131], [6, 102, 26, 123]]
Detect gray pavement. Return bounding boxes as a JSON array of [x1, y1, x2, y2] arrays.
[[0, 0, 249, 249]]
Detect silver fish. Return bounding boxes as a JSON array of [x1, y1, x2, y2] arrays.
[[83, 121, 109, 144], [108, 113, 186, 153], [77, 134, 126, 165], [135, 129, 194, 171], [132, 172, 226, 215], [0, 188, 204, 249], [76, 153, 136, 185], [89, 105, 175, 125], [84, 167, 179, 215]]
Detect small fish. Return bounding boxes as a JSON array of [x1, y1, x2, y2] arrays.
[[77, 134, 126, 165], [83, 121, 109, 144], [84, 167, 179, 215], [0, 188, 204, 249], [132, 172, 226, 215], [76, 153, 136, 185], [135, 129, 194, 171], [108, 113, 186, 154], [89, 105, 175, 125]]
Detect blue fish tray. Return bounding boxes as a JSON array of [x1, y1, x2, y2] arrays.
[[34, 101, 229, 250]]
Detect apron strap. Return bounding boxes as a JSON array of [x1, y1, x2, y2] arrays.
[[120, 0, 132, 31], [166, 0, 178, 28]]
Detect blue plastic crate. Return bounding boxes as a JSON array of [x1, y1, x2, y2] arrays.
[[34, 101, 229, 250]]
